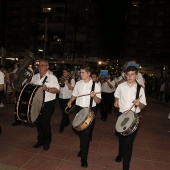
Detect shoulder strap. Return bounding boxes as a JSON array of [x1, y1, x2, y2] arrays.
[[89, 81, 95, 108], [136, 83, 141, 99]]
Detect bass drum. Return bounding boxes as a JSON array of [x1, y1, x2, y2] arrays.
[[72, 108, 95, 131], [15, 84, 44, 124]]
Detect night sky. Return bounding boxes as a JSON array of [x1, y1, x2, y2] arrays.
[[97, 0, 128, 59]]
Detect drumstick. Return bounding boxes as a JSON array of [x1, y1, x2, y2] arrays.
[[77, 92, 101, 98], [124, 95, 142, 116]]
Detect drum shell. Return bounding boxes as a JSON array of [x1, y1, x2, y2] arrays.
[[72, 108, 95, 131], [15, 84, 44, 123], [120, 116, 139, 136], [116, 111, 140, 136]]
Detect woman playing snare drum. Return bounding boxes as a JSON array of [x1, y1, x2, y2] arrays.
[[67, 65, 101, 168]]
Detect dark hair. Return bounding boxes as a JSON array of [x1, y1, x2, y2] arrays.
[[108, 71, 113, 81], [91, 71, 99, 77], [80, 64, 91, 73], [18, 56, 25, 60], [63, 67, 71, 73], [126, 66, 138, 74]]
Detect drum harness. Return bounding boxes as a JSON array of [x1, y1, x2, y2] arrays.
[[134, 83, 141, 116], [124, 83, 141, 117], [89, 81, 95, 110], [40, 76, 48, 113]]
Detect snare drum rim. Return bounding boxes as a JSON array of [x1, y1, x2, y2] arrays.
[[74, 110, 95, 131]]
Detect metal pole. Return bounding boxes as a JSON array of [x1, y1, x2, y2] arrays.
[[43, 17, 47, 59]]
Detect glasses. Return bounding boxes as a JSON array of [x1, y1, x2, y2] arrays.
[[38, 65, 48, 67]]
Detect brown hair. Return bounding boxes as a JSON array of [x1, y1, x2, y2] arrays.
[[80, 64, 91, 73], [126, 66, 138, 74]]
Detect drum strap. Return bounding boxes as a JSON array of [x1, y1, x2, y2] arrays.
[[136, 83, 141, 100], [89, 81, 95, 108], [135, 83, 141, 112], [42, 76, 48, 103]]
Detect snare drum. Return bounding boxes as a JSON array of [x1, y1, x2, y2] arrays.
[[115, 110, 139, 136], [15, 83, 44, 123], [72, 108, 95, 131]]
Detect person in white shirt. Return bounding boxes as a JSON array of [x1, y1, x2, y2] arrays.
[[67, 65, 101, 168], [31, 59, 60, 151], [59, 67, 75, 133], [100, 71, 116, 121], [114, 65, 146, 170], [117, 61, 145, 88]]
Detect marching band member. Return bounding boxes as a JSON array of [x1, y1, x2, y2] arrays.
[[117, 60, 145, 88], [59, 67, 75, 133], [91, 71, 101, 87], [31, 59, 60, 151], [100, 71, 116, 121], [114, 64, 146, 170], [67, 65, 101, 168], [91, 71, 101, 114]]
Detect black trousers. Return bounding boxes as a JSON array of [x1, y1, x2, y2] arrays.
[[36, 99, 56, 145], [73, 105, 97, 163], [59, 98, 70, 131], [117, 112, 138, 170], [100, 92, 114, 120]]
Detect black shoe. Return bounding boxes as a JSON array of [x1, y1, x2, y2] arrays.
[[12, 121, 21, 126], [59, 128, 64, 133], [77, 150, 81, 157], [65, 121, 70, 127], [115, 155, 122, 162], [81, 161, 88, 168], [32, 143, 44, 148], [43, 144, 50, 151]]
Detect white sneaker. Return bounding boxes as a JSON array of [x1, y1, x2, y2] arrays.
[[168, 113, 170, 119], [0, 103, 5, 107]]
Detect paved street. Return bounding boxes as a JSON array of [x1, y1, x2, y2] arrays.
[[0, 96, 170, 170]]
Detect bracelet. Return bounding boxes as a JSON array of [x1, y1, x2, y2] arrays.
[[46, 88, 49, 92]]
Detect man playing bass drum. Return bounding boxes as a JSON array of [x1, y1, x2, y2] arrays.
[[67, 65, 101, 168], [31, 59, 60, 151], [114, 64, 146, 170]]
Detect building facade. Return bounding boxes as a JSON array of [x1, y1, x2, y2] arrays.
[[123, 0, 170, 74]]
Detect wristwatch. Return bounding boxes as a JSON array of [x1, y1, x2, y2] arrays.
[[46, 88, 49, 92]]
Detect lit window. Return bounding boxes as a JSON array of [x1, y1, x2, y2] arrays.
[[40, 35, 45, 40], [42, 7, 51, 13], [132, 1, 140, 7], [53, 36, 62, 42]]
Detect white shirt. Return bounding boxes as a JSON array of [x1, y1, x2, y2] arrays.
[[101, 79, 116, 93], [114, 82, 146, 113], [72, 79, 101, 107], [0, 71, 4, 84], [59, 78, 75, 99], [30, 71, 60, 102]]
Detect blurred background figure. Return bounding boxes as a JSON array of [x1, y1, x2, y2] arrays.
[[0, 65, 5, 107]]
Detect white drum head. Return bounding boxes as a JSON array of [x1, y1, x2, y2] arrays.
[[72, 108, 89, 128], [116, 111, 134, 133], [30, 87, 44, 122]]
